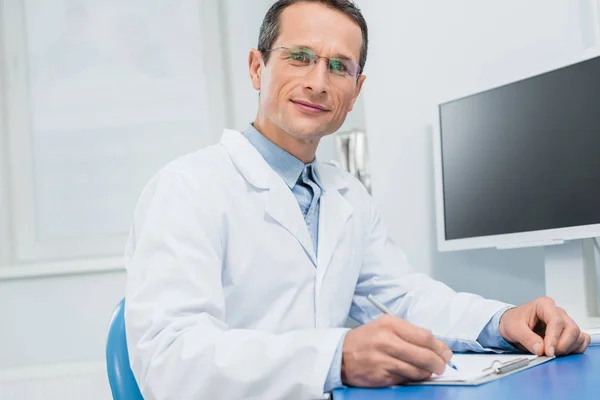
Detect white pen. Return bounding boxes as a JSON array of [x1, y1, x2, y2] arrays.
[[366, 294, 458, 371]]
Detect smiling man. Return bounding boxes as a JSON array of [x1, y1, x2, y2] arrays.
[[124, 1, 591, 399]]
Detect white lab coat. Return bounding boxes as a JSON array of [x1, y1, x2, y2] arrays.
[[124, 129, 509, 400]]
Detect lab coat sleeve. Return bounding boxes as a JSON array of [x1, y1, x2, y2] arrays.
[[348, 189, 511, 347], [124, 171, 347, 400]]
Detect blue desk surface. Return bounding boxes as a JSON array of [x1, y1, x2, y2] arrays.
[[333, 347, 600, 400]]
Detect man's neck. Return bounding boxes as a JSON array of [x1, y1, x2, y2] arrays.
[[252, 116, 319, 164]]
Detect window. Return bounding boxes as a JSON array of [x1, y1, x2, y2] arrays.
[[1, 0, 227, 264]]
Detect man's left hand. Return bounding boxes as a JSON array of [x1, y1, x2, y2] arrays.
[[498, 297, 591, 357]]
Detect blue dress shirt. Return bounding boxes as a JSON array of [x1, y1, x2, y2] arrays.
[[242, 124, 517, 393]]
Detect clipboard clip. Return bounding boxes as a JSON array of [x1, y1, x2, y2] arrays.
[[482, 357, 533, 375]]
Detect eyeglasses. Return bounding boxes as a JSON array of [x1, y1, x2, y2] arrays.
[[263, 46, 361, 80]]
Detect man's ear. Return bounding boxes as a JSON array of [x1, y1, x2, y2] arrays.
[[347, 74, 366, 112], [249, 49, 263, 91]]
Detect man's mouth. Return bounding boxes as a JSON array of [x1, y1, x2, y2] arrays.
[[291, 100, 330, 113]]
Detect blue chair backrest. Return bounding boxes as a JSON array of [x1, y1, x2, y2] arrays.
[[106, 299, 144, 399]]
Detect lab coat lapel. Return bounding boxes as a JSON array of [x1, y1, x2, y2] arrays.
[[265, 177, 317, 265], [220, 129, 317, 265], [314, 162, 353, 285]]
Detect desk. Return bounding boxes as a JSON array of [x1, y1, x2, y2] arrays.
[[332, 347, 600, 400]]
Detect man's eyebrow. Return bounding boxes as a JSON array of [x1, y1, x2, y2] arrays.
[[332, 53, 355, 62], [288, 44, 357, 62]]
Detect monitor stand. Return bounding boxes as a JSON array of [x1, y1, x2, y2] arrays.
[[544, 239, 600, 329]]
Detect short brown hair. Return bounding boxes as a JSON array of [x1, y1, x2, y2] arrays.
[[257, 0, 368, 75]]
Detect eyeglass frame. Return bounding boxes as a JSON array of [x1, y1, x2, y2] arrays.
[[261, 46, 363, 81]]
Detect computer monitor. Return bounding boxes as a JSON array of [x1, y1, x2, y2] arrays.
[[432, 50, 600, 327], [433, 51, 600, 253]]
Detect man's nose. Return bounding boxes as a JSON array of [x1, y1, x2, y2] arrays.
[[303, 58, 330, 93]]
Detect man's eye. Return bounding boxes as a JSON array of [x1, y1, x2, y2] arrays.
[[289, 52, 310, 63], [330, 60, 348, 72]]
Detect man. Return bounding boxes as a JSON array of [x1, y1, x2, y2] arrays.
[[124, 1, 591, 399]]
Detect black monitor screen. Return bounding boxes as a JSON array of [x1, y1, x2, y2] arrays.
[[439, 56, 600, 241]]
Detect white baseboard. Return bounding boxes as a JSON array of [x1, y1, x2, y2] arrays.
[[0, 361, 112, 400]]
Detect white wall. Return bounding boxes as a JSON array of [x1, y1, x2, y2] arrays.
[[359, 0, 594, 304], [220, 0, 272, 131], [0, 271, 125, 370]]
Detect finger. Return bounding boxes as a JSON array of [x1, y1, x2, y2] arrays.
[[388, 318, 451, 359], [565, 333, 584, 355], [555, 319, 581, 355], [543, 318, 566, 357], [567, 332, 589, 355], [575, 333, 591, 354], [383, 356, 434, 383], [537, 303, 564, 357], [382, 335, 447, 376], [509, 322, 545, 355]]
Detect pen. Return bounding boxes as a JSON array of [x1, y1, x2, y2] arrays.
[[366, 294, 458, 371]]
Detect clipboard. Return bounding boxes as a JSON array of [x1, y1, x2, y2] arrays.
[[407, 353, 555, 386]]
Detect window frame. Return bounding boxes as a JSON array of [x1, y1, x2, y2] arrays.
[[1, 0, 229, 264], [0, 0, 12, 266]]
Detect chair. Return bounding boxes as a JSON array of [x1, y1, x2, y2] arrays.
[[106, 299, 144, 399]]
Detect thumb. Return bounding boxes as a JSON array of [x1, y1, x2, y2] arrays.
[[512, 324, 544, 356]]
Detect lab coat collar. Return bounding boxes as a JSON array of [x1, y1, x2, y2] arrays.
[[220, 129, 347, 193], [312, 160, 348, 193], [220, 129, 272, 190], [241, 124, 306, 190]]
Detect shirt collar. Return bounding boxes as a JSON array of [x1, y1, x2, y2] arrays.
[[242, 124, 322, 189]]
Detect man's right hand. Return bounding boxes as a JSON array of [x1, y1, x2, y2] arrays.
[[341, 315, 453, 388]]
